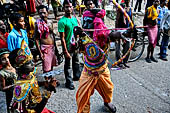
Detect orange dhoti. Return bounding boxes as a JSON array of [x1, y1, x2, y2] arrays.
[[76, 63, 114, 113]]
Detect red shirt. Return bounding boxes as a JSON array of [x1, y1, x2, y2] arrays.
[[0, 32, 8, 49], [0, 32, 8, 69]]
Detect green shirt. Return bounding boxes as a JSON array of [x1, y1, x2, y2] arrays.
[[58, 16, 78, 50]]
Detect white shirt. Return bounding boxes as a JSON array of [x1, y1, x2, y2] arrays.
[[160, 10, 170, 30]]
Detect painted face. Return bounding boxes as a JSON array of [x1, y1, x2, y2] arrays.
[[86, 1, 95, 9], [21, 60, 35, 74], [64, 3, 73, 15], [16, 17, 25, 29], [0, 53, 10, 67], [39, 8, 48, 21]]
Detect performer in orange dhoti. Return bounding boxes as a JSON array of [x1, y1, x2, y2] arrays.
[[74, 24, 133, 113], [74, 0, 136, 112]]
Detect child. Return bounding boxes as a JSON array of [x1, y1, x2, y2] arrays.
[[9, 40, 56, 113], [0, 48, 17, 113], [7, 12, 29, 52], [0, 20, 9, 69]]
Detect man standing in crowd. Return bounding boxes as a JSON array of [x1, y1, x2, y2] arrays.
[[159, 1, 170, 61], [58, 0, 81, 90], [34, 5, 59, 76], [157, 0, 168, 46]]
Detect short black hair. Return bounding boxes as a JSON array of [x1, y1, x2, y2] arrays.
[[9, 13, 24, 25], [84, 0, 93, 6], [0, 48, 10, 57], [160, 0, 165, 4], [37, 5, 48, 13], [63, 0, 72, 6]]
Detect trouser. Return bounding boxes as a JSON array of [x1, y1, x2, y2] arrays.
[[64, 53, 81, 85], [76, 64, 113, 113], [115, 40, 130, 64], [52, 6, 58, 18], [160, 34, 169, 58], [134, 0, 142, 12], [157, 26, 160, 45], [6, 90, 13, 113]]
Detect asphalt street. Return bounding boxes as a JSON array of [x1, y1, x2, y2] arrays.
[[0, 1, 170, 112]]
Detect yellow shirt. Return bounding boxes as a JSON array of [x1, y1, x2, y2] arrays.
[[147, 5, 158, 20]]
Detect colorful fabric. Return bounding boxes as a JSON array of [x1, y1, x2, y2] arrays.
[[26, 0, 36, 14], [76, 63, 113, 113], [83, 11, 95, 18], [12, 68, 44, 113], [41, 44, 57, 72], [83, 9, 110, 51], [93, 9, 110, 51], [0, 32, 8, 49], [80, 36, 108, 69], [7, 28, 29, 52], [58, 16, 78, 50], [147, 25, 158, 48], [41, 107, 55, 113], [28, 16, 36, 38], [147, 5, 159, 20], [15, 40, 33, 67], [13, 68, 40, 102], [36, 19, 49, 39]]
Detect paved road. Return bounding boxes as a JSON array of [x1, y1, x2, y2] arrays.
[[0, 7, 170, 113], [39, 45, 170, 113]]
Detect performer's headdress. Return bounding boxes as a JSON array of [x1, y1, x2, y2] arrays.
[[9, 40, 33, 67]]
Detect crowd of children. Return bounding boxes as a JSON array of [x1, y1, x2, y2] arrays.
[[0, 0, 170, 113]]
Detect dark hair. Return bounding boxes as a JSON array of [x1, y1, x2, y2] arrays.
[[84, 0, 93, 6], [8, 48, 20, 68], [168, 1, 170, 9], [9, 13, 24, 25], [0, 48, 10, 57], [37, 5, 48, 13], [160, 0, 165, 4], [63, 0, 72, 6]]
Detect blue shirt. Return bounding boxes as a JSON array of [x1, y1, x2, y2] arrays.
[[7, 28, 29, 52], [157, 5, 168, 25]]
